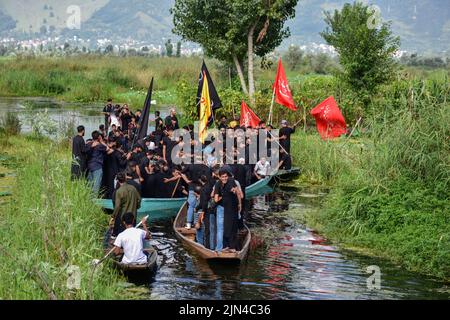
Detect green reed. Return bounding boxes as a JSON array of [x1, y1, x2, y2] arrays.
[[0, 135, 127, 299]]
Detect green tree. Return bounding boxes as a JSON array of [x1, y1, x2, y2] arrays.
[[283, 44, 303, 71], [172, 0, 298, 106], [320, 2, 400, 97], [165, 39, 173, 57]]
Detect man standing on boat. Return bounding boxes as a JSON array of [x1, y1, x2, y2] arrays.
[[278, 119, 295, 154], [214, 169, 242, 252], [112, 172, 141, 237], [113, 212, 150, 264], [87, 131, 111, 195], [71, 125, 88, 180]]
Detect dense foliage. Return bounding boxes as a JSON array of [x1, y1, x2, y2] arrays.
[[321, 2, 400, 103], [291, 72, 450, 279]]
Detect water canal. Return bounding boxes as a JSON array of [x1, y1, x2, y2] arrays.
[[0, 97, 448, 300]]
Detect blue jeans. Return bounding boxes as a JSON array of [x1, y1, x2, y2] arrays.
[[88, 168, 103, 196], [194, 211, 205, 246], [209, 213, 216, 250], [215, 205, 224, 251], [187, 190, 196, 224]]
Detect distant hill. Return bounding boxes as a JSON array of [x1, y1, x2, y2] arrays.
[[286, 0, 450, 53], [61, 0, 174, 43], [0, 0, 449, 53]]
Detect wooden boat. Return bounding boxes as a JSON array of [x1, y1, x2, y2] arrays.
[[95, 197, 186, 218], [104, 229, 158, 277], [95, 176, 274, 219], [173, 202, 251, 262]]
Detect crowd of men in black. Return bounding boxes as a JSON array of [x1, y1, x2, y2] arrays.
[[71, 99, 294, 251]]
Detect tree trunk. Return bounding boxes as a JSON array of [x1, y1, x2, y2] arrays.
[[233, 55, 248, 96], [247, 23, 257, 106]]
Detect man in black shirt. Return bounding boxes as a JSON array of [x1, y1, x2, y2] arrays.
[[279, 120, 296, 154], [135, 109, 142, 124], [126, 145, 145, 184], [196, 175, 214, 248], [154, 111, 164, 132], [102, 99, 113, 131], [214, 169, 243, 252], [218, 116, 228, 130], [71, 125, 88, 180], [162, 128, 179, 165], [102, 138, 127, 199], [164, 108, 179, 130], [120, 107, 133, 134]]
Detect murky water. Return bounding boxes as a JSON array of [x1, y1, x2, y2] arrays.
[[1, 97, 448, 300], [0, 97, 171, 137], [144, 187, 448, 300]]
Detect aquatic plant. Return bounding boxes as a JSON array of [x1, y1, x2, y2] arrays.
[[0, 112, 21, 136]]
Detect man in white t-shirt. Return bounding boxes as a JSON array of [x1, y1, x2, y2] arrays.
[[254, 157, 271, 180], [113, 212, 151, 264]]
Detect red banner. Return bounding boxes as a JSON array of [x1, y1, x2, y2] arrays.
[[240, 100, 261, 128], [310, 96, 347, 139], [273, 58, 297, 111]]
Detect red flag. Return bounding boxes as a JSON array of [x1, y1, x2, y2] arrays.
[[240, 100, 261, 128], [310, 96, 347, 140], [273, 58, 297, 111]]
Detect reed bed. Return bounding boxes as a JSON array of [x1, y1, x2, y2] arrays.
[[0, 135, 126, 299]]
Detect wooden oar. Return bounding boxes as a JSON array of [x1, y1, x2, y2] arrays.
[[92, 215, 149, 266], [267, 130, 289, 155], [171, 177, 181, 198]]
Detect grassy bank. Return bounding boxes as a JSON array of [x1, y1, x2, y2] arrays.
[[0, 55, 212, 107], [290, 78, 450, 280], [0, 134, 127, 299], [0, 55, 448, 283]]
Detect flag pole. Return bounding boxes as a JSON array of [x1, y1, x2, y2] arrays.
[[268, 87, 275, 125], [347, 117, 362, 139], [267, 130, 289, 155]]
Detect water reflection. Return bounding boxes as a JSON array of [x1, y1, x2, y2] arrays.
[[0, 97, 172, 138], [2, 97, 446, 300], [144, 187, 448, 300]]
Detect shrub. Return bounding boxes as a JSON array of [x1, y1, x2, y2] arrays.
[[0, 112, 21, 136]]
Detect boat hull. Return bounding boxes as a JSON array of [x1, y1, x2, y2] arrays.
[[95, 176, 274, 219], [104, 229, 158, 278], [173, 202, 251, 263]]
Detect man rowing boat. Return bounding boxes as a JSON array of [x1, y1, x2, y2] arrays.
[[113, 212, 151, 264]]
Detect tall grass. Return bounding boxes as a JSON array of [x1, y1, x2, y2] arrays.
[[296, 75, 450, 280], [290, 133, 365, 185], [0, 135, 125, 299], [0, 112, 21, 136], [0, 56, 221, 108]]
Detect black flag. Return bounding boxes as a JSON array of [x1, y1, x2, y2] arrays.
[[133, 77, 153, 147], [196, 61, 222, 115]]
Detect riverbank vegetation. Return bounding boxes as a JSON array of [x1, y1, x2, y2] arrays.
[[1, 55, 448, 282], [1, 0, 449, 286], [290, 74, 450, 281], [0, 132, 128, 299]]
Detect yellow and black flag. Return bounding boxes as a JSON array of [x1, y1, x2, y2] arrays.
[[197, 61, 222, 143]]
